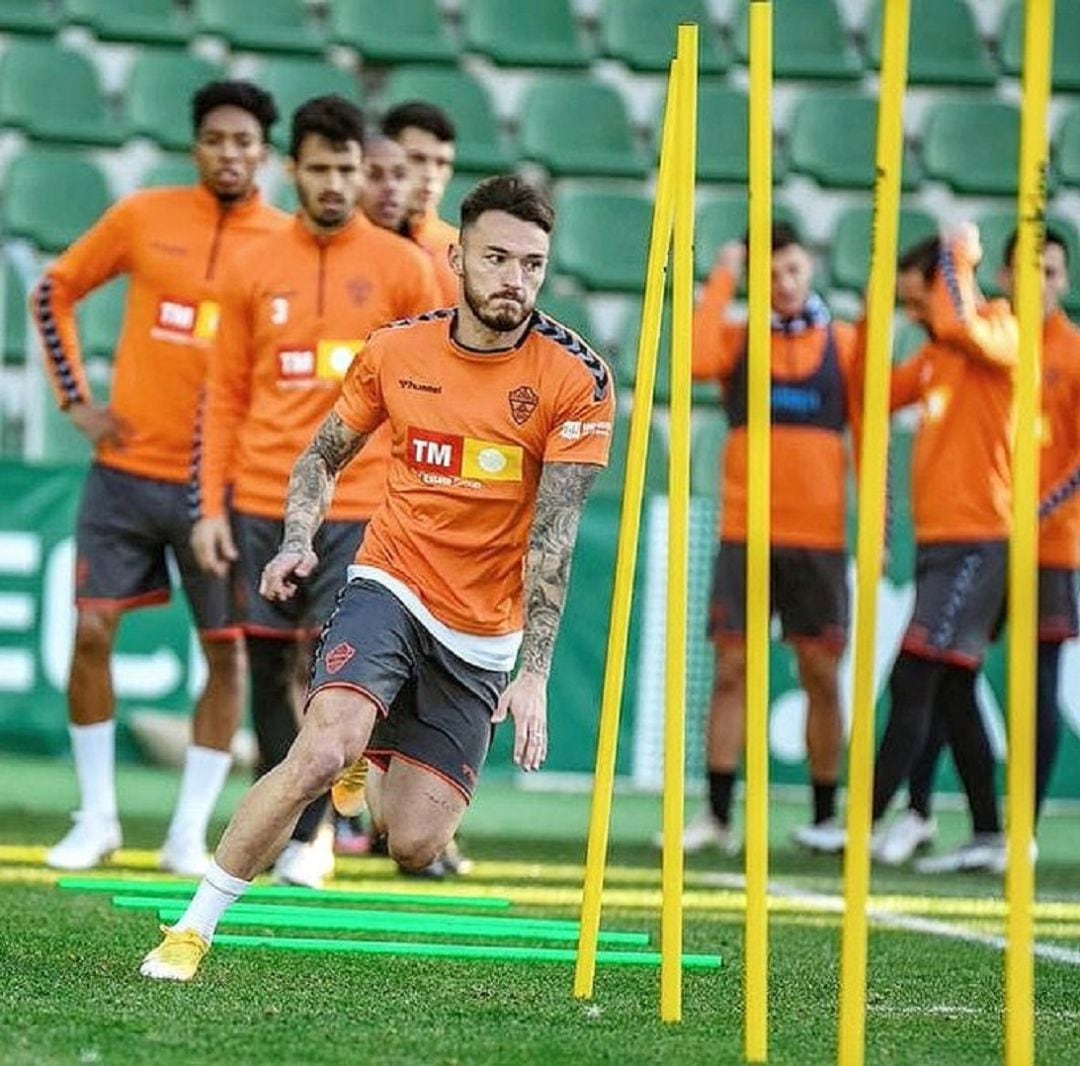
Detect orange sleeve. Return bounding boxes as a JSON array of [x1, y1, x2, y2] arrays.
[[928, 240, 1018, 369], [692, 265, 744, 381], [198, 272, 255, 519], [543, 360, 616, 467], [31, 199, 133, 409], [334, 333, 388, 435], [889, 349, 927, 412]]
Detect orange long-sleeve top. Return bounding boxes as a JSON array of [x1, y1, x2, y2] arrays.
[[408, 209, 458, 305], [1038, 310, 1080, 568], [32, 185, 289, 483], [887, 241, 1018, 544], [692, 267, 860, 550], [197, 213, 440, 522]]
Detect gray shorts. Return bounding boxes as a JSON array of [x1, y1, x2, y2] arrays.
[[74, 463, 234, 635], [708, 540, 849, 649], [231, 511, 365, 637], [308, 578, 509, 800], [902, 541, 1007, 667], [1038, 566, 1079, 643]]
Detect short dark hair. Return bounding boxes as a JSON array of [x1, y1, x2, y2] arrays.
[[381, 101, 456, 144], [741, 219, 804, 253], [192, 80, 278, 142], [289, 95, 365, 160], [1003, 226, 1070, 269], [898, 235, 943, 281], [460, 175, 554, 234]]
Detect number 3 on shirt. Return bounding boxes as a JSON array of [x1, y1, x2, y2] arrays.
[[270, 297, 289, 326]]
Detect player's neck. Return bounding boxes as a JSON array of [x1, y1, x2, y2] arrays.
[[453, 305, 531, 352]]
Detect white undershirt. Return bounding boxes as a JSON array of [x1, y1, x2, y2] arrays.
[[347, 564, 521, 673]]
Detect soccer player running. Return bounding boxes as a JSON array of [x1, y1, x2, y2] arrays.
[[140, 175, 615, 981], [682, 223, 860, 855], [382, 101, 459, 304], [877, 227, 1080, 870], [869, 225, 1018, 872], [34, 81, 288, 876], [190, 96, 439, 890]]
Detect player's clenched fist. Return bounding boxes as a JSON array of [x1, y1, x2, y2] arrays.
[[260, 544, 319, 601]]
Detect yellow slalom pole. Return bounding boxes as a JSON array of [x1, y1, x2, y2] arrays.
[[1006, 2, 1052, 1063], [837, 2, 910, 1064], [744, 0, 772, 1060], [660, 22, 697, 1026], [573, 55, 680, 1002]]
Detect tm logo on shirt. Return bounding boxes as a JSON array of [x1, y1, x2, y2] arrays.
[[406, 427, 523, 485], [153, 299, 220, 345], [276, 340, 363, 387]]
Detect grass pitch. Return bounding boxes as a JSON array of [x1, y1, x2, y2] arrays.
[[1, 754, 1079, 1065]]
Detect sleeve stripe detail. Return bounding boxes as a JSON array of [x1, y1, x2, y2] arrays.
[[534, 312, 611, 402], [32, 277, 85, 407], [187, 387, 205, 520]]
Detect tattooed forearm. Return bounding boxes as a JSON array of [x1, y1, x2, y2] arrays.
[[282, 412, 368, 551], [518, 462, 599, 677]]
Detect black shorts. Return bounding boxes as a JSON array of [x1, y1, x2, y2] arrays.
[[308, 578, 508, 801], [1038, 566, 1079, 643], [231, 511, 365, 637], [707, 540, 848, 649], [902, 541, 1007, 667], [74, 463, 234, 636]]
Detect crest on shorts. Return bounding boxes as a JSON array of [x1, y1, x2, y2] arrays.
[[325, 642, 355, 675], [508, 385, 539, 426]]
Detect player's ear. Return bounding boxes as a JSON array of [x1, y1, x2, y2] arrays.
[[448, 242, 463, 278]]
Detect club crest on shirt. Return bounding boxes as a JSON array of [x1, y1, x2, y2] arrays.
[[508, 385, 539, 426], [346, 278, 374, 306], [325, 642, 355, 675]]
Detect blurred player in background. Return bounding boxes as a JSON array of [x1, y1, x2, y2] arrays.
[[190, 95, 439, 890], [880, 227, 1080, 870], [33, 81, 288, 876], [357, 135, 410, 233], [870, 226, 1017, 872], [382, 101, 458, 304], [140, 175, 615, 981], [682, 222, 861, 856]]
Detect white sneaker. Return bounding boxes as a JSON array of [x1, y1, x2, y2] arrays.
[[653, 808, 740, 856], [159, 835, 210, 878], [988, 839, 1039, 875], [273, 827, 336, 890], [793, 818, 846, 854], [913, 833, 1006, 874], [45, 812, 121, 870], [873, 811, 937, 867]]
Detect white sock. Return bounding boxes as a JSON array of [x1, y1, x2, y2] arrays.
[[165, 745, 232, 847], [69, 721, 117, 822], [173, 859, 250, 944]]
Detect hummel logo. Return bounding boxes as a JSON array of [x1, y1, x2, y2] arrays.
[[399, 378, 442, 394]]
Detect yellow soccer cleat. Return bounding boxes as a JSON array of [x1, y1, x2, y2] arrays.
[[139, 926, 209, 982], [331, 756, 369, 818]]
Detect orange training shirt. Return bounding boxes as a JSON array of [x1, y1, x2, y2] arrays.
[[197, 213, 440, 522], [887, 241, 1018, 544], [1039, 310, 1080, 568], [692, 267, 860, 550], [409, 209, 458, 305], [333, 310, 616, 635], [33, 185, 289, 483]]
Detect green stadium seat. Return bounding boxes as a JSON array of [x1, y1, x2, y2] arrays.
[[973, 210, 1080, 300], [538, 291, 594, 345], [330, 0, 455, 64], [64, 0, 190, 45], [520, 78, 644, 178], [2, 152, 111, 254], [600, 0, 728, 74], [193, 0, 324, 55], [274, 183, 299, 214], [829, 206, 939, 292], [922, 99, 1020, 196], [140, 155, 198, 189], [694, 195, 800, 281], [691, 409, 728, 498], [788, 92, 922, 190], [439, 173, 479, 225], [125, 51, 222, 151], [256, 58, 362, 151], [3, 253, 28, 365], [892, 318, 928, 365], [1000, 0, 1080, 92], [382, 67, 510, 171], [77, 278, 129, 361], [0, 0, 56, 34], [735, 0, 861, 81], [464, 0, 589, 68], [0, 42, 123, 147], [1056, 107, 1080, 186], [553, 189, 652, 292], [590, 408, 667, 499], [866, 0, 994, 86]]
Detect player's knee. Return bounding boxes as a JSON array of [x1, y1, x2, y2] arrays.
[[73, 611, 119, 661], [387, 828, 442, 873], [287, 736, 347, 801]]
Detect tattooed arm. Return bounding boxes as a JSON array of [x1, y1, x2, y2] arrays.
[[493, 461, 600, 771], [259, 412, 369, 602]]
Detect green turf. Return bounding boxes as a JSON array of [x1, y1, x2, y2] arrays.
[[2, 754, 1079, 1065]]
